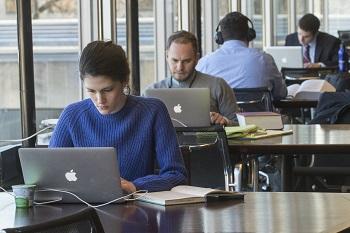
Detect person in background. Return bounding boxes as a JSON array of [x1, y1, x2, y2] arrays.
[[146, 30, 238, 126], [196, 12, 287, 101], [285, 13, 340, 68], [49, 41, 187, 193]]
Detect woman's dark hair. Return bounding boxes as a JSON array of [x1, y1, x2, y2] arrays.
[[166, 30, 198, 54], [298, 13, 320, 35], [79, 41, 130, 82]]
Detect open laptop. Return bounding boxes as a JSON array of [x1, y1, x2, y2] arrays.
[[264, 46, 303, 71], [144, 88, 211, 127], [18, 147, 124, 203]]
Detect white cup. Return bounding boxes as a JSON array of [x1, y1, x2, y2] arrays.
[[12, 184, 36, 208]]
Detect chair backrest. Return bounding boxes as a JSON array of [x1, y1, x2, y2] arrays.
[[338, 30, 350, 48], [4, 207, 105, 233], [233, 87, 274, 112], [176, 126, 234, 191], [281, 67, 338, 85]]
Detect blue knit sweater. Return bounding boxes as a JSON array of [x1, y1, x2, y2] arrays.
[[49, 95, 187, 191]]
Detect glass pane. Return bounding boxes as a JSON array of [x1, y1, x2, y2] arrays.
[[0, 0, 21, 147], [314, 1, 324, 31], [296, 0, 310, 20], [116, 0, 156, 94], [32, 0, 79, 145], [244, 0, 263, 49], [218, 0, 230, 18], [328, 0, 350, 37], [139, 0, 155, 92], [274, 0, 288, 45]]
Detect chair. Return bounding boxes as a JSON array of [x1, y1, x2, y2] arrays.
[[233, 87, 274, 112], [176, 125, 236, 191], [338, 30, 350, 47], [293, 92, 350, 192], [281, 67, 338, 85], [3, 207, 105, 233]]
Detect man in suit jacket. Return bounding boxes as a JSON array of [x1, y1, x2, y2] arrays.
[[285, 13, 340, 68]]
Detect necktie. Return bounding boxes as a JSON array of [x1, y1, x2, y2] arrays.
[[303, 44, 311, 64]]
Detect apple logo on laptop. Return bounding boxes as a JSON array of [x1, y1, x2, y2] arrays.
[[65, 169, 78, 182], [174, 104, 182, 113]]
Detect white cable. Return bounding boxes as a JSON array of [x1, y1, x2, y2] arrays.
[[35, 188, 148, 208], [1, 185, 149, 208], [171, 118, 188, 127], [0, 186, 15, 197], [0, 125, 54, 142]]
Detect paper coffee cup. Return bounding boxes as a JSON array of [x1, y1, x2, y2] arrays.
[[12, 184, 36, 208]]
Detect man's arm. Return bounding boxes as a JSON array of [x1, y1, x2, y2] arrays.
[[213, 78, 239, 124], [263, 53, 288, 100]]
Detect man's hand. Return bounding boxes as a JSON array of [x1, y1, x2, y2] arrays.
[[210, 112, 232, 126], [121, 178, 136, 193], [304, 62, 322, 68]]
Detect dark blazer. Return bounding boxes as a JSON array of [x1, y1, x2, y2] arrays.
[[285, 31, 341, 67]]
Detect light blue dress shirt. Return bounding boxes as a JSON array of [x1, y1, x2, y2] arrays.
[[196, 40, 287, 100]]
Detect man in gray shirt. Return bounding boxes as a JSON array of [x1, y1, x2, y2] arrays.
[[146, 30, 238, 125]]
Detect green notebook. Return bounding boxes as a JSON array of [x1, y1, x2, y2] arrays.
[[225, 125, 259, 139]]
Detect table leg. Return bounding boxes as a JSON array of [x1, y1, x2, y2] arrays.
[[281, 155, 293, 191], [251, 157, 259, 191]]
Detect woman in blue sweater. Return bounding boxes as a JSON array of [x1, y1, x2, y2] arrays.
[[49, 41, 187, 193]]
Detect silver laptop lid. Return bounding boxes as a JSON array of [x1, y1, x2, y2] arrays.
[[144, 88, 211, 127], [19, 147, 123, 203], [264, 46, 303, 71]]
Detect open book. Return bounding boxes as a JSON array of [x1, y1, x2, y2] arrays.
[[287, 79, 335, 100], [134, 185, 244, 206]]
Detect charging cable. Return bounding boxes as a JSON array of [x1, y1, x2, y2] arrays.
[[34, 188, 148, 208], [171, 118, 188, 127], [0, 186, 148, 209], [0, 125, 54, 142]]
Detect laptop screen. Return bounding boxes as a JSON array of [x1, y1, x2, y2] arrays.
[[144, 88, 211, 127], [19, 147, 124, 203], [264, 46, 303, 71]]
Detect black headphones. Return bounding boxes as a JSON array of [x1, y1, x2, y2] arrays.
[[215, 12, 256, 45]]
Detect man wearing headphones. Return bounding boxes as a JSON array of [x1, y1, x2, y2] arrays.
[[196, 12, 287, 100]]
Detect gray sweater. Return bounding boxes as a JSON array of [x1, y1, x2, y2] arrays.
[[145, 71, 239, 122]]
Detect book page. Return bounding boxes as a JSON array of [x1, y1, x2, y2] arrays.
[[287, 84, 300, 98], [298, 80, 335, 93], [171, 185, 230, 197]]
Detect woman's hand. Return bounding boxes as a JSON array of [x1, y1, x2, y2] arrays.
[[121, 178, 136, 193]]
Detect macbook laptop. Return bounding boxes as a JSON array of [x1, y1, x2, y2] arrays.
[[18, 147, 124, 203], [144, 88, 211, 127], [264, 46, 303, 71]]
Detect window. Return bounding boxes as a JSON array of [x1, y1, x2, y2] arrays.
[[0, 0, 20, 146], [32, 0, 79, 143], [244, 0, 263, 48], [274, 0, 288, 45], [328, 0, 350, 37]]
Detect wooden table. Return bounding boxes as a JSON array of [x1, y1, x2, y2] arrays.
[[229, 124, 350, 191], [1, 192, 350, 233]]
